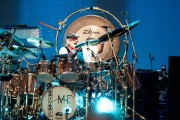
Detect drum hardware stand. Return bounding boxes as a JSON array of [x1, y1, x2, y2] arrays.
[[24, 62, 32, 119], [0, 56, 12, 118], [39, 46, 46, 60], [125, 106, 147, 120], [122, 12, 140, 120], [15, 62, 23, 118], [105, 30, 121, 112], [18, 57, 29, 117], [85, 62, 91, 120]]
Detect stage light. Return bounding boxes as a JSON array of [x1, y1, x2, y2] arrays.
[[96, 97, 115, 113], [5, 107, 9, 112]]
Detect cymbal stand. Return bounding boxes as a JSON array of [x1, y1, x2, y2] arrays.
[[85, 67, 91, 120], [122, 12, 138, 120], [84, 42, 92, 120], [0, 58, 5, 117], [7, 28, 17, 49], [122, 33, 129, 119], [19, 57, 32, 119], [25, 61, 31, 119], [14, 60, 23, 118], [0, 55, 12, 118], [105, 30, 121, 112], [39, 47, 46, 60]]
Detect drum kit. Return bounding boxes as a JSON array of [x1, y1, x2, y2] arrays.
[[0, 19, 142, 120]]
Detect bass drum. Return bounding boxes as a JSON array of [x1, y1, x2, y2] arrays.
[[41, 86, 77, 120]]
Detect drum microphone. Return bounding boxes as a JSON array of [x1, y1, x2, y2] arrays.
[[101, 26, 111, 31], [101, 26, 111, 29], [121, 11, 128, 15], [89, 7, 99, 10], [53, 54, 68, 59]]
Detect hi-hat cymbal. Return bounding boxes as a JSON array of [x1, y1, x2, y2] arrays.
[[0, 28, 24, 46], [75, 39, 100, 48], [27, 37, 54, 48]]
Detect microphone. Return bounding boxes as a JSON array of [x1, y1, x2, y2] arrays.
[[149, 53, 155, 61], [101, 26, 111, 31], [133, 52, 138, 63], [89, 7, 99, 10], [101, 26, 111, 29], [121, 11, 128, 15], [54, 54, 67, 58]]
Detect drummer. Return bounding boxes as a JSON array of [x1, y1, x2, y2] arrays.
[[59, 33, 81, 58], [59, 33, 104, 60]]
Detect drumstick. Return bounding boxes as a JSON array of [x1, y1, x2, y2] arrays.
[[38, 21, 57, 31]]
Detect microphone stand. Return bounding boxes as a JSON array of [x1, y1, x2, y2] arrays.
[[149, 53, 155, 71]]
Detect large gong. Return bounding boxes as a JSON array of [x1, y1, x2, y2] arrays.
[[63, 15, 120, 61]]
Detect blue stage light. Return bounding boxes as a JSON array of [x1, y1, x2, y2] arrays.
[[96, 97, 115, 113]]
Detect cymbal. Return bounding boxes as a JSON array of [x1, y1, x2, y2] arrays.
[[27, 37, 54, 48], [0, 46, 18, 58], [0, 28, 24, 46], [75, 39, 100, 48], [10, 45, 38, 59], [75, 20, 140, 48], [98, 20, 140, 43]]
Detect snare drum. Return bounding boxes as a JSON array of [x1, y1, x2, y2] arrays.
[[36, 60, 56, 83], [41, 86, 77, 120], [58, 58, 82, 83]]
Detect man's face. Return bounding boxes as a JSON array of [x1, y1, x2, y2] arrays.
[[67, 37, 78, 48]]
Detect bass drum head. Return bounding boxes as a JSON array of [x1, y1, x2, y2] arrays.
[[63, 15, 120, 61], [41, 86, 76, 120]]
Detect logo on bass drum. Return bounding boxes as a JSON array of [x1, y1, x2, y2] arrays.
[[55, 112, 63, 119]]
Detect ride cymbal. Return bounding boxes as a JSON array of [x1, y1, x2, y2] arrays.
[[98, 20, 140, 43]]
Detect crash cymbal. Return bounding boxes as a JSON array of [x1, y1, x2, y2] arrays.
[[0, 28, 24, 46], [10, 45, 38, 59], [0, 46, 18, 58], [75, 39, 100, 48], [27, 37, 54, 48], [98, 20, 140, 43]]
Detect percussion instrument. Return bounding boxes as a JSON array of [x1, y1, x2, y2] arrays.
[[41, 86, 77, 120]]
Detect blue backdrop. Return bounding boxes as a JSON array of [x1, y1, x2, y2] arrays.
[[0, 0, 180, 71]]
